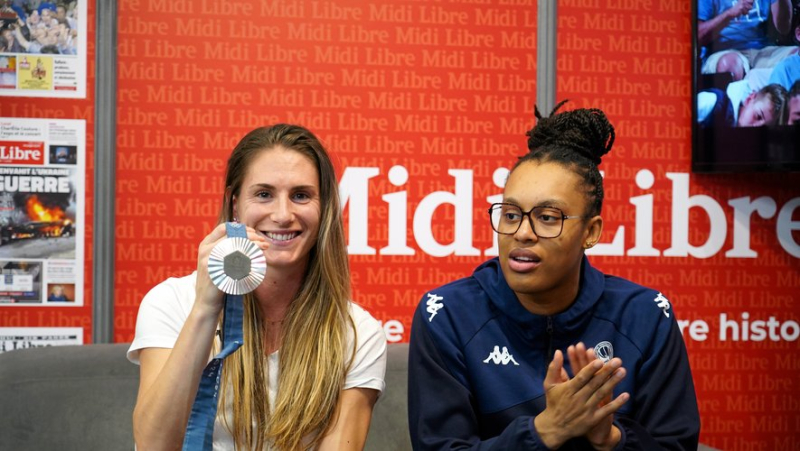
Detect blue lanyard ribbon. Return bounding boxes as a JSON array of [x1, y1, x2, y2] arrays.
[[183, 223, 247, 451]]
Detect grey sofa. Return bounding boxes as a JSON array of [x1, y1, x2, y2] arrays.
[[0, 344, 719, 450], [0, 343, 411, 451]]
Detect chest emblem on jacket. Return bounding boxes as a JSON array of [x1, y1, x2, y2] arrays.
[[483, 346, 520, 366], [426, 293, 444, 322], [654, 292, 671, 318], [594, 341, 614, 363]]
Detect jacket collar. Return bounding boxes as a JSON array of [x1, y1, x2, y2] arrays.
[[473, 256, 605, 339]]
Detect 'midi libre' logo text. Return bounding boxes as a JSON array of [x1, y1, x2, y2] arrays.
[[339, 167, 799, 259], [0, 142, 45, 165]]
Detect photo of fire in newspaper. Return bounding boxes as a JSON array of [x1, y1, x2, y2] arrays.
[[0, 167, 77, 259]]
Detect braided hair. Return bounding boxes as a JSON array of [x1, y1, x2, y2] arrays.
[[516, 100, 615, 217]]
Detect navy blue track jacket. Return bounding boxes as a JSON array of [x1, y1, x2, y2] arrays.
[[408, 257, 700, 450]]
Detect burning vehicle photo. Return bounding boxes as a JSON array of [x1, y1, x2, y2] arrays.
[[0, 193, 77, 259]]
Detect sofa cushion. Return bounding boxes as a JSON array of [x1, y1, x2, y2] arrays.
[[0, 343, 138, 451]]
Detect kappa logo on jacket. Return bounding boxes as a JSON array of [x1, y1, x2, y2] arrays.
[[483, 346, 519, 366], [654, 292, 671, 318], [426, 293, 444, 322]]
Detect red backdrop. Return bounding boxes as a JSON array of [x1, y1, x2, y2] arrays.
[[2, 0, 799, 448]]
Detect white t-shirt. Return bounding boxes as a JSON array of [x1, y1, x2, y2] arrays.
[[128, 272, 388, 450]]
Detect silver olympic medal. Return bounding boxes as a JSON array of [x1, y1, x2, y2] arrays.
[[208, 237, 267, 295]]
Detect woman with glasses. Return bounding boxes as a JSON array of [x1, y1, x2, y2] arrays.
[[408, 102, 699, 450]]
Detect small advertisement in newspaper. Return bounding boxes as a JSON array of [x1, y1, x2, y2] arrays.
[[0, 117, 85, 306], [0, 326, 82, 353], [0, 0, 87, 98]]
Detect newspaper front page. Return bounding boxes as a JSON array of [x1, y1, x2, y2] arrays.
[[0, 117, 85, 306]]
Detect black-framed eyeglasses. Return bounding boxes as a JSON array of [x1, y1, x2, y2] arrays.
[[488, 203, 585, 238]]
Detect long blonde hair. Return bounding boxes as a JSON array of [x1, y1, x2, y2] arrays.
[[216, 124, 354, 450]]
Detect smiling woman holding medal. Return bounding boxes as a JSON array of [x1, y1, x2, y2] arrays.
[[128, 124, 387, 451]]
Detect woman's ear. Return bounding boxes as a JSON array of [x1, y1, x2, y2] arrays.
[[226, 186, 238, 221], [583, 215, 603, 249]]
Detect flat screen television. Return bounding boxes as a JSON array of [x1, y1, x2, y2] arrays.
[[692, 0, 800, 173]]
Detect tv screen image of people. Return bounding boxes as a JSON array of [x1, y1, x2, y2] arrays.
[[693, 0, 800, 172]]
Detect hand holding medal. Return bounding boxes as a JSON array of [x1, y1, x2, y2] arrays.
[[184, 221, 267, 450]]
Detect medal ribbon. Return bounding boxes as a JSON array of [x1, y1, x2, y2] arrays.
[[183, 223, 247, 451]]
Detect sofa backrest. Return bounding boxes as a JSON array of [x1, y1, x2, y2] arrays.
[[366, 343, 411, 450], [0, 342, 410, 450]]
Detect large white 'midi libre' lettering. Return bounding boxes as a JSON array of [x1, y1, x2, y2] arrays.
[[589, 170, 799, 259], [339, 167, 800, 259], [340, 166, 501, 257]]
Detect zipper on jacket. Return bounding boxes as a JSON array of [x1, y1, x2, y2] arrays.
[[546, 316, 554, 362]]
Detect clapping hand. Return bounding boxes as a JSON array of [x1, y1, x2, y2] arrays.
[[567, 343, 624, 450], [533, 346, 629, 449]]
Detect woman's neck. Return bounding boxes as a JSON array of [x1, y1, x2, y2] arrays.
[[254, 269, 304, 354], [516, 270, 582, 316], [254, 269, 304, 322]]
